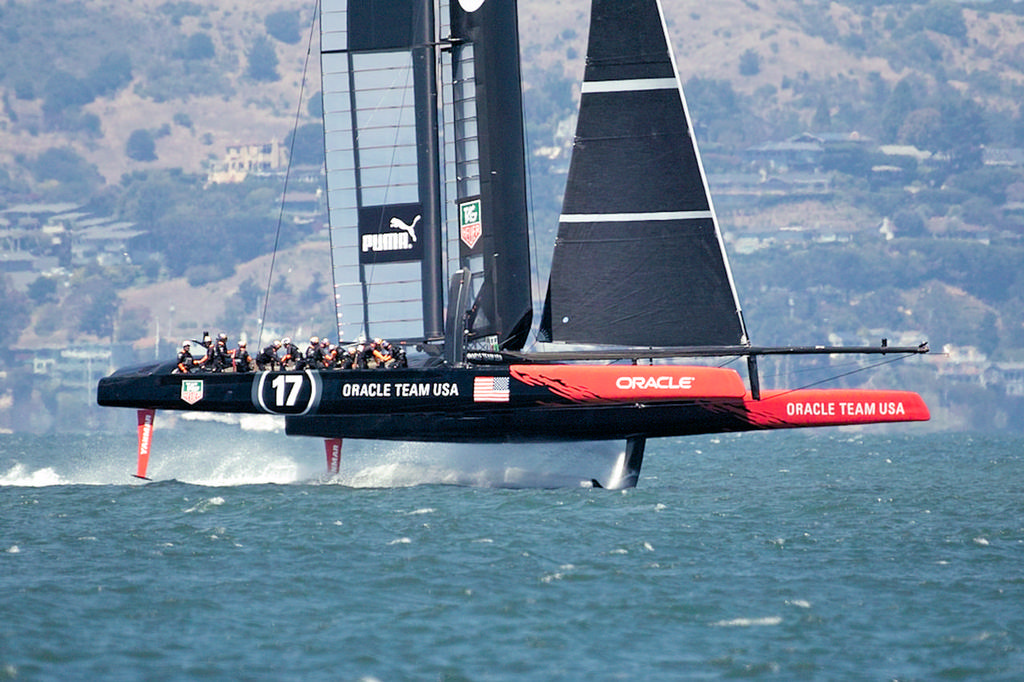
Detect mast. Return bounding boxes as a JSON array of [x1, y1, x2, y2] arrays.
[[413, 2, 444, 341], [448, 0, 533, 351]]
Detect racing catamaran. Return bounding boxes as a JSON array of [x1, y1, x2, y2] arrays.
[[98, 0, 930, 488]]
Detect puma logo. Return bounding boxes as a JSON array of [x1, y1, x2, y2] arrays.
[[389, 215, 421, 242]]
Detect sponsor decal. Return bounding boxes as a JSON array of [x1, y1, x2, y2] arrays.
[[253, 371, 323, 415], [362, 228, 416, 254], [786, 401, 906, 418], [459, 0, 486, 12], [459, 198, 482, 250], [325, 439, 342, 475], [340, 381, 459, 398], [616, 375, 695, 391], [510, 365, 746, 403], [473, 376, 510, 403], [135, 409, 156, 479], [181, 379, 204, 405], [359, 203, 424, 264], [740, 390, 929, 428]]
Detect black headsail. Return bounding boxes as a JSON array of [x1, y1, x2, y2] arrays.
[[319, 0, 532, 355], [539, 0, 748, 348]]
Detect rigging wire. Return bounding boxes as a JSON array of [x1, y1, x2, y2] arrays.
[[759, 353, 918, 401], [258, 0, 320, 345], [360, 57, 418, 308], [522, 87, 545, 350]]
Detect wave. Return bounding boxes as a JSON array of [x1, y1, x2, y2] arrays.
[[1, 426, 625, 489], [0, 463, 66, 487]]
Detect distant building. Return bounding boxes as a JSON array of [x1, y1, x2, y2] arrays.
[[744, 134, 824, 172], [982, 147, 1024, 168], [744, 132, 874, 173], [207, 140, 287, 185]]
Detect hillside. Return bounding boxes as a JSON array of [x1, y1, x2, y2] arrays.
[[4, 1, 1024, 186], [4, 0, 1024, 433], [0, 0, 318, 186]]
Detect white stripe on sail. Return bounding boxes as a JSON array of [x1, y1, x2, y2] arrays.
[[580, 78, 678, 94], [559, 210, 714, 223]]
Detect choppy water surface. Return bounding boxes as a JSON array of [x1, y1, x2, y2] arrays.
[[2, 425, 1022, 680]]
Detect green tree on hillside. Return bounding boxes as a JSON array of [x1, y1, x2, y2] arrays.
[[116, 171, 288, 279], [126, 129, 157, 162], [160, 1, 203, 26], [246, 36, 280, 82], [41, 71, 94, 127], [0, 276, 30, 349], [898, 108, 942, 149], [939, 95, 987, 171], [812, 95, 832, 132], [184, 33, 215, 61], [26, 147, 105, 200], [905, 1, 967, 41], [266, 11, 301, 44], [28, 147, 101, 184], [739, 49, 761, 77], [79, 288, 120, 341], [89, 51, 133, 97], [881, 79, 915, 144], [684, 77, 754, 145], [286, 122, 325, 167], [27, 276, 58, 305]]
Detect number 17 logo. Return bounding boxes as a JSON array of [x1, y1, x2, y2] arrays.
[[254, 371, 321, 415], [272, 374, 304, 407]]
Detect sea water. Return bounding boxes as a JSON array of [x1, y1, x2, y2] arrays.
[[2, 423, 1022, 681]]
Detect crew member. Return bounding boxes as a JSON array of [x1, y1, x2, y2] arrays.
[[301, 336, 321, 370], [371, 338, 392, 368], [175, 341, 195, 373], [233, 340, 253, 373], [340, 344, 361, 369], [360, 342, 376, 368], [193, 332, 213, 371], [256, 340, 282, 371], [280, 337, 299, 370], [211, 333, 232, 372], [391, 343, 408, 368], [320, 338, 335, 368], [324, 341, 340, 368]]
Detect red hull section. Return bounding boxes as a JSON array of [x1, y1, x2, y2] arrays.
[[733, 389, 930, 429], [510, 364, 747, 402]]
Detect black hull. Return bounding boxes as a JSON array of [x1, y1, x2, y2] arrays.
[[98, 364, 746, 440], [97, 363, 930, 442], [284, 402, 761, 442]]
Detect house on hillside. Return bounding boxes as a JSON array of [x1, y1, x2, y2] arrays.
[[744, 134, 824, 172], [206, 140, 287, 185], [744, 132, 875, 174], [982, 147, 1024, 168]]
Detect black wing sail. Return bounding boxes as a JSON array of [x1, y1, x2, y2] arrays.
[[320, 0, 445, 344], [540, 0, 748, 348], [320, 0, 533, 353]]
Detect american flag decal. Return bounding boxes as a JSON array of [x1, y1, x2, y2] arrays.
[[473, 376, 510, 403]]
